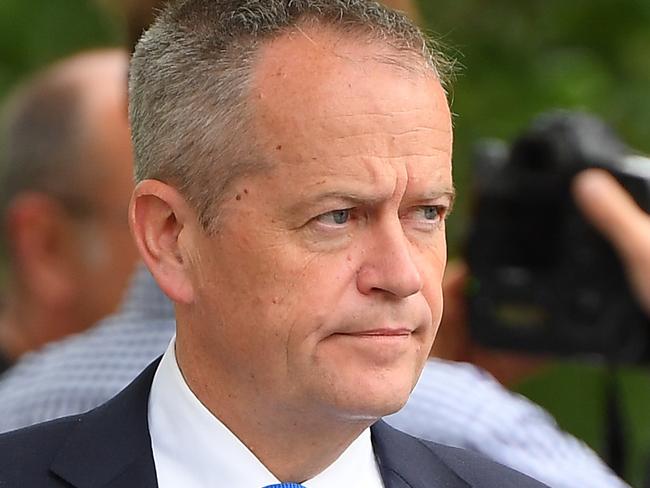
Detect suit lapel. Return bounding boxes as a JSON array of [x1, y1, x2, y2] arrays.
[[371, 421, 470, 488], [49, 359, 161, 488]]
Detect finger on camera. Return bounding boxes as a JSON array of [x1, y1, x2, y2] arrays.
[[572, 168, 649, 257]]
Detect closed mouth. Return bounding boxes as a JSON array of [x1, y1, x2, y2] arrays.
[[340, 328, 412, 337]]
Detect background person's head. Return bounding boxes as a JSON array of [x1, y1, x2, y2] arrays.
[[129, 0, 452, 467], [0, 49, 138, 364]]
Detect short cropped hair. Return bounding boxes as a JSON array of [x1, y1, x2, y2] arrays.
[[129, 0, 452, 230]]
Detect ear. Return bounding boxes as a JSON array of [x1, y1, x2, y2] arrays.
[[5, 193, 78, 307], [129, 180, 196, 304]]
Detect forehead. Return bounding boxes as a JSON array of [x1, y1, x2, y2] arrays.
[[249, 27, 452, 193]]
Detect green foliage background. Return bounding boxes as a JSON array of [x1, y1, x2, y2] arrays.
[[1, 0, 650, 485]]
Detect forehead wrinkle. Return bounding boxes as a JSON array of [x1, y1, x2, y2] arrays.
[[335, 151, 450, 159], [318, 99, 446, 116], [410, 188, 456, 205], [287, 155, 403, 201], [317, 103, 451, 144], [248, 26, 452, 195], [330, 127, 444, 139], [320, 119, 451, 161], [314, 97, 442, 125]]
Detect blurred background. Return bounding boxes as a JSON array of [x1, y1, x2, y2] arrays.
[[1, 0, 650, 484]]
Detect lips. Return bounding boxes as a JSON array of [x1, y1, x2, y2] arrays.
[[324, 327, 418, 365], [332, 327, 415, 339], [348, 328, 412, 337]]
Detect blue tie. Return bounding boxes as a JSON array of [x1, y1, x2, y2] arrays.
[[263, 484, 306, 488]]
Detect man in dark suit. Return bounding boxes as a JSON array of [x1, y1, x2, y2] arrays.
[[0, 1, 548, 486]]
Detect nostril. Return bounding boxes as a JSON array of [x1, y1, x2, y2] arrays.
[[356, 260, 422, 298]]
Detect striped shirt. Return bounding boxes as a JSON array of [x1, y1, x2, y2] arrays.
[[0, 265, 627, 487]]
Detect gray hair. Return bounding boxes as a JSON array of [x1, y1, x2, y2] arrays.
[[129, 0, 453, 230]]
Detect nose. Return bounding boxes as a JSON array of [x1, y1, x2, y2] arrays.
[[356, 220, 423, 299]]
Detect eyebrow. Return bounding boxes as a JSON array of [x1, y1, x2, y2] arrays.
[[417, 188, 456, 201], [288, 187, 457, 215], [410, 188, 456, 216], [287, 191, 389, 215], [438, 189, 456, 214]]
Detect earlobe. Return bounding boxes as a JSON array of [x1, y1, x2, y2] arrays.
[[129, 180, 195, 304]]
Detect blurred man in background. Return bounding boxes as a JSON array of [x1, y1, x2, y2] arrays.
[[0, 49, 139, 372]]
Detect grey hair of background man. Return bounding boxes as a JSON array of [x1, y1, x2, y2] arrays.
[[129, 0, 453, 231], [0, 50, 127, 244]]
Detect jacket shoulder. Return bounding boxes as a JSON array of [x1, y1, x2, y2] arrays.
[[0, 415, 84, 487], [372, 420, 548, 488], [422, 440, 549, 487], [0, 359, 160, 488]]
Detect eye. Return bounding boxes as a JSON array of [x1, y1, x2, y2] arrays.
[[402, 205, 447, 228], [422, 206, 440, 221], [316, 209, 351, 225], [416, 205, 445, 222]]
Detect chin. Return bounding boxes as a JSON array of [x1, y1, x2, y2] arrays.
[[341, 392, 411, 422], [330, 371, 419, 422]]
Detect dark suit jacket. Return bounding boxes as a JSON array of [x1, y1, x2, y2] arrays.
[[0, 359, 548, 487]]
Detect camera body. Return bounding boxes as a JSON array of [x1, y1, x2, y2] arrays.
[[466, 111, 650, 362]]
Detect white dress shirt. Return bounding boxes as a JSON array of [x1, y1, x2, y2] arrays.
[[148, 339, 385, 488]]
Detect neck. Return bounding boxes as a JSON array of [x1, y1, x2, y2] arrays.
[[176, 341, 372, 483]]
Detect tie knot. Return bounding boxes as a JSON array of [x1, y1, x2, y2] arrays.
[[263, 484, 306, 488]]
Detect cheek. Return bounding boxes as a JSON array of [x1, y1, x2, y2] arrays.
[[279, 253, 356, 327], [198, 240, 339, 337], [259, 254, 362, 367], [418, 239, 448, 320], [422, 280, 444, 327]]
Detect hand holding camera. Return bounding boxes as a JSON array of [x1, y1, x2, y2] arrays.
[[467, 111, 650, 362], [574, 169, 650, 318]]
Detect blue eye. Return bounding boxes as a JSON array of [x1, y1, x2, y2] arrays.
[[422, 206, 440, 220], [317, 209, 350, 225]]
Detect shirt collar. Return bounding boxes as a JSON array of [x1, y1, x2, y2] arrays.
[[148, 338, 384, 488]]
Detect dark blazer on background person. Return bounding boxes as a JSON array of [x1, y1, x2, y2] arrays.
[[0, 359, 548, 488]]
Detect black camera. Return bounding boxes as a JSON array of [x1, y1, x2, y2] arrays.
[[466, 111, 650, 363]]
